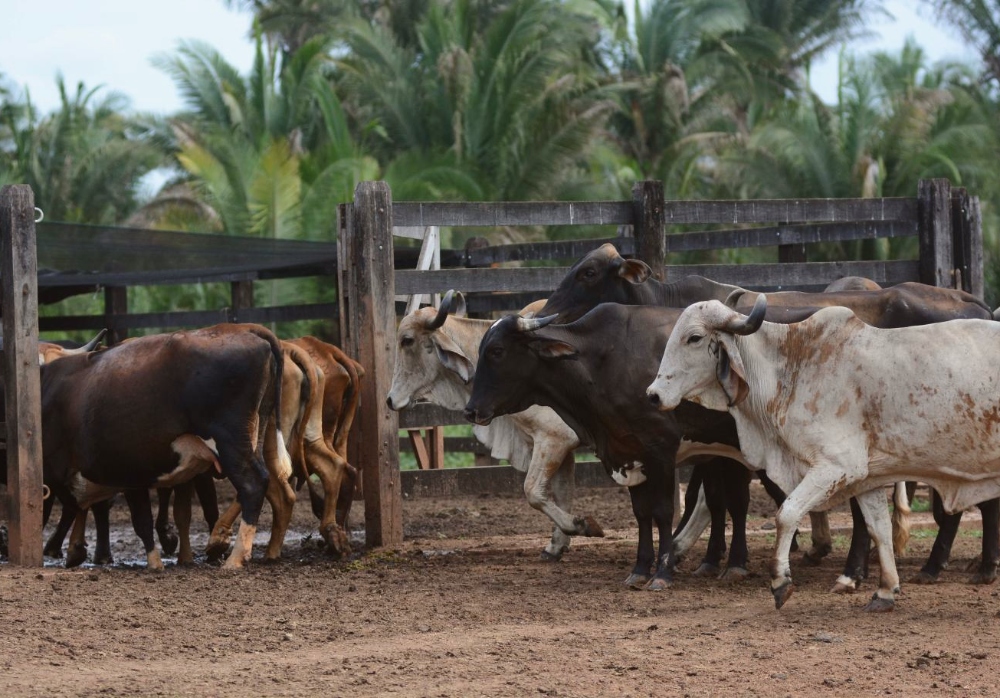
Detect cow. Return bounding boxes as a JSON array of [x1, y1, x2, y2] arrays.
[[38, 323, 290, 570], [386, 291, 601, 560], [205, 338, 357, 562], [461, 303, 819, 588], [646, 295, 1000, 611], [541, 243, 999, 589]]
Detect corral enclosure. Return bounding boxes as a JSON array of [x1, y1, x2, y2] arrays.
[[0, 179, 995, 697]]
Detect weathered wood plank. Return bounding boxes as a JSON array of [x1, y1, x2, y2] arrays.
[[38, 303, 339, 333], [969, 196, 984, 299], [0, 185, 44, 567], [660, 260, 920, 289], [398, 404, 466, 430], [663, 197, 917, 225], [394, 197, 915, 228], [634, 181, 666, 282], [348, 182, 403, 548], [665, 220, 916, 253], [396, 267, 569, 295], [394, 201, 634, 228], [918, 179, 954, 288], [464, 237, 634, 266]]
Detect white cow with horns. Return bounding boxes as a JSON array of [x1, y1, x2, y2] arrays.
[[646, 295, 1000, 612]]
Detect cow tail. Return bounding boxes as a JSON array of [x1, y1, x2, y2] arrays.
[[243, 325, 292, 477], [326, 343, 364, 457], [891, 481, 912, 556], [282, 342, 315, 489]]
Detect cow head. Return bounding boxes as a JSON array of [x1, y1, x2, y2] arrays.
[[537, 243, 651, 323], [38, 329, 108, 365], [646, 296, 767, 412], [386, 290, 476, 411], [463, 313, 566, 426]]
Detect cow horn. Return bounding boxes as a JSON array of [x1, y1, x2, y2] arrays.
[[515, 314, 558, 332], [426, 290, 457, 330], [725, 295, 767, 335], [62, 328, 108, 355], [724, 289, 747, 308]]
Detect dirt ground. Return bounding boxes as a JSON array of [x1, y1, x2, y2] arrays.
[[1, 481, 997, 697]]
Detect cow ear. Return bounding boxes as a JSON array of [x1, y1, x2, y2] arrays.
[[716, 335, 749, 407], [432, 333, 474, 384], [618, 258, 651, 285], [530, 339, 578, 359]]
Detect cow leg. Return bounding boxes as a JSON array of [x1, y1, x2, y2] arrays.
[[193, 471, 220, 535], [262, 463, 296, 562], [802, 511, 832, 564], [770, 467, 859, 610], [155, 487, 179, 557], [672, 470, 710, 566], [92, 499, 113, 565], [970, 498, 1000, 584], [526, 451, 602, 561], [44, 494, 76, 559], [623, 479, 657, 589], [335, 461, 358, 528], [647, 467, 676, 591], [854, 488, 900, 612], [66, 508, 90, 568], [758, 471, 803, 555], [123, 489, 163, 571], [220, 445, 269, 569], [207, 501, 241, 561], [832, 497, 871, 593], [911, 489, 959, 584], [174, 482, 195, 566], [720, 460, 751, 580], [305, 439, 350, 557], [693, 464, 727, 577]]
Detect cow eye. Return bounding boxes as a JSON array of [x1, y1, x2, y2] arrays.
[[488, 346, 504, 360], [686, 334, 703, 345], [400, 336, 415, 348], [582, 268, 597, 280]]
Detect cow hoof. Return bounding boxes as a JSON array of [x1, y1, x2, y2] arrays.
[[43, 543, 64, 559], [66, 543, 88, 568], [539, 549, 563, 562], [157, 524, 179, 557], [93, 552, 114, 566], [830, 575, 858, 594], [623, 573, 651, 590], [719, 566, 749, 582], [580, 516, 604, 538], [908, 570, 939, 585], [968, 569, 998, 585], [205, 539, 230, 562], [802, 544, 832, 566], [772, 581, 795, 609], [692, 562, 720, 578], [322, 523, 350, 558], [645, 577, 672, 591], [146, 550, 164, 571], [177, 556, 196, 568], [863, 594, 895, 613]]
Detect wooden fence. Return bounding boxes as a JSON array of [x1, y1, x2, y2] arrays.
[[339, 178, 983, 549]]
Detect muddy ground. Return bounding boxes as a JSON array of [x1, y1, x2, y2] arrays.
[[0, 480, 997, 697]]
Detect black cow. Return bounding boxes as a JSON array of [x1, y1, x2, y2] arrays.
[[464, 303, 813, 587]]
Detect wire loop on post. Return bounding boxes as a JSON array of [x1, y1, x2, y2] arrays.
[[34, 208, 44, 223]]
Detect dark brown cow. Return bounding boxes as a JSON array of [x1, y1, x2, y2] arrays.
[[41, 323, 288, 569]]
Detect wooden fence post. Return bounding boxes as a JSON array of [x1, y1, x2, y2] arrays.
[[0, 185, 44, 567], [229, 281, 254, 323], [950, 188, 984, 298], [346, 181, 402, 549], [104, 286, 128, 345], [633, 181, 666, 281], [918, 179, 954, 288]]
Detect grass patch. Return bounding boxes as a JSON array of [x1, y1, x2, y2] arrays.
[[909, 496, 931, 513]]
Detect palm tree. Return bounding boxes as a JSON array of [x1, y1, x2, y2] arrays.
[[0, 77, 163, 223]]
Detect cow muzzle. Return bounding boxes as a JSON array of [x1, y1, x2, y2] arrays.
[[646, 383, 679, 411], [463, 406, 493, 427]]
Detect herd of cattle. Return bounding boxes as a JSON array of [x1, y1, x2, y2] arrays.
[[9, 241, 1000, 614]]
